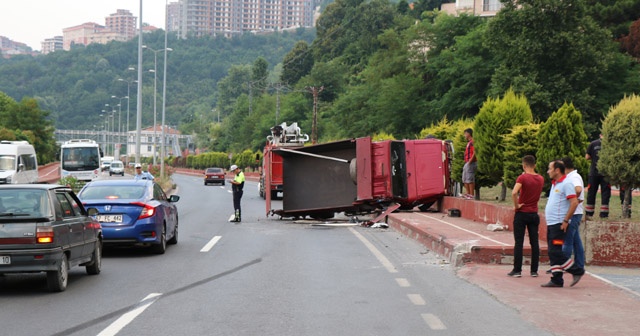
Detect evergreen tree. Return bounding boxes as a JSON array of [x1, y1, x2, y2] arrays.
[[599, 94, 640, 218], [536, 102, 588, 190], [503, 124, 540, 188], [474, 89, 533, 200]]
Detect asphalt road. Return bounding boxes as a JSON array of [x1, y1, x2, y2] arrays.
[[1, 173, 552, 336]]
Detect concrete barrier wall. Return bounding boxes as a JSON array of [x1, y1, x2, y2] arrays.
[[441, 196, 640, 267]]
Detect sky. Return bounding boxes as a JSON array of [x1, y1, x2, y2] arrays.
[[0, 0, 169, 51]]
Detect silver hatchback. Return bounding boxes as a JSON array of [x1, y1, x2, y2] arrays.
[[109, 160, 125, 176]]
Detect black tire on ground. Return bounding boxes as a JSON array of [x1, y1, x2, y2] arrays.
[[151, 225, 167, 254], [167, 221, 178, 245], [271, 190, 280, 200], [86, 241, 102, 275], [47, 254, 69, 292]]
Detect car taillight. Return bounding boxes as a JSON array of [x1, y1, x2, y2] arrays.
[[36, 227, 54, 244], [131, 202, 156, 219], [87, 220, 102, 230]]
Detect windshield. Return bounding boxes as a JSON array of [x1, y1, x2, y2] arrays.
[[62, 147, 100, 171], [79, 185, 146, 200], [110, 162, 123, 168], [0, 155, 16, 171], [0, 189, 51, 217]]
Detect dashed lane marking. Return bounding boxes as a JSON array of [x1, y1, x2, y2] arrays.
[[201, 236, 222, 252], [421, 313, 447, 330], [407, 294, 426, 305], [396, 278, 411, 287], [349, 227, 397, 273], [97, 293, 162, 336]]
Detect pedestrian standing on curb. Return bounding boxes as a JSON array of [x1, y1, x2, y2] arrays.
[[542, 160, 585, 288], [560, 157, 586, 273], [585, 134, 611, 218], [508, 155, 544, 278], [228, 164, 245, 222], [462, 128, 477, 200]]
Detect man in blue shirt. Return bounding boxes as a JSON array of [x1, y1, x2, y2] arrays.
[[133, 163, 154, 181], [542, 160, 585, 287]]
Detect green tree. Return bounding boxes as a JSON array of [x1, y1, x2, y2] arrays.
[[503, 124, 540, 188], [281, 41, 314, 85], [474, 89, 533, 200], [251, 56, 269, 93], [599, 94, 640, 218], [486, 0, 637, 136], [536, 102, 588, 189]]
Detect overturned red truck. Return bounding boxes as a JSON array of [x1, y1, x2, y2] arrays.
[[266, 136, 455, 219]]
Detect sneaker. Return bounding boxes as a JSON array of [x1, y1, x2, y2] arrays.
[[570, 274, 583, 287], [507, 271, 522, 277], [464, 194, 475, 200], [530, 272, 539, 277], [541, 281, 563, 288]]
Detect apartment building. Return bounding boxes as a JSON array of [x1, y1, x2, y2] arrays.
[[174, 0, 317, 38], [41, 36, 63, 55], [441, 0, 503, 17], [105, 9, 137, 40]]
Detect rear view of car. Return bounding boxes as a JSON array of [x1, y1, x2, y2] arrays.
[[204, 167, 225, 185], [109, 160, 125, 176], [78, 179, 180, 254], [0, 185, 102, 292]]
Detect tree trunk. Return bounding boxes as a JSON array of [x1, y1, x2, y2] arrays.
[[622, 188, 632, 218], [500, 182, 507, 202]]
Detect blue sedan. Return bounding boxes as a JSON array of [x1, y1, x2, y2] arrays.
[[78, 179, 179, 254]]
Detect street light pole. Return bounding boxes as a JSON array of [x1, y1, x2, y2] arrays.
[[143, 45, 172, 168], [161, 0, 170, 179], [135, 0, 143, 165], [111, 95, 127, 160]]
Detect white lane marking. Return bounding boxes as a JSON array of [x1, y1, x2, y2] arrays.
[[349, 227, 397, 273], [98, 293, 162, 336], [396, 278, 410, 287], [417, 213, 510, 246], [201, 236, 222, 252], [421, 313, 447, 330], [407, 294, 426, 305]]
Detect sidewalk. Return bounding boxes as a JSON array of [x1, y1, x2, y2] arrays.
[[386, 201, 640, 336]]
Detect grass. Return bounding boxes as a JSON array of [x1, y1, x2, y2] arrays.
[[478, 185, 639, 222]]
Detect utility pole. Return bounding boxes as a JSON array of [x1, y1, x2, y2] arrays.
[[307, 86, 324, 144]]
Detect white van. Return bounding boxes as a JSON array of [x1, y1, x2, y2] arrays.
[[0, 140, 39, 184]]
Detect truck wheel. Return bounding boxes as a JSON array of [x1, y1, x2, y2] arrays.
[[47, 254, 69, 292]]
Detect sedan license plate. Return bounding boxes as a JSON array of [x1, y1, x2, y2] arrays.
[[0, 256, 10, 265], [96, 214, 123, 223]]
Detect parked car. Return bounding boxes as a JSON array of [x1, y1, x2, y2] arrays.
[[204, 167, 225, 186], [0, 184, 103, 292], [109, 160, 125, 176], [77, 179, 179, 254]]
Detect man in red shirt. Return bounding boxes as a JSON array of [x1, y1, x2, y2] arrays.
[[508, 155, 544, 278], [462, 128, 477, 199]]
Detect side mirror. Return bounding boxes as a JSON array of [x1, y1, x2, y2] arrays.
[[87, 208, 99, 216], [169, 195, 180, 203], [18, 163, 25, 172]]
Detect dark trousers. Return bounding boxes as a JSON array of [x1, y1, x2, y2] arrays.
[[233, 190, 243, 210], [547, 224, 584, 285], [586, 175, 610, 217], [512, 212, 540, 273]]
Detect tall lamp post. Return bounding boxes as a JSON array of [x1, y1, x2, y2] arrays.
[[161, 0, 171, 179], [143, 45, 172, 167], [111, 95, 128, 160]]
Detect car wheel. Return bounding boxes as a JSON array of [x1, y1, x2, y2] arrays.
[[167, 220, 178, 245], [109, 173, 112, 176], [151, 225, 167, 254], [47, 253, 69, 292], [86, 241, 102, 275], [221, 181, 225, 186], [204, 182, 208, 186], [418, 202, 436, 212]]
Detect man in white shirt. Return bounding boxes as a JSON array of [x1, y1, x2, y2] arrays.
[[561, 157, 585, 271]]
